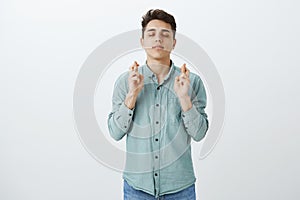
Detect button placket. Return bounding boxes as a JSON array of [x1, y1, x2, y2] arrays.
[[154, 88, 161, 135], [153, 84, 161, 197]]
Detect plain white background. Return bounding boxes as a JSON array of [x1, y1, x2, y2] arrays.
[[1, 0, 300, 199]]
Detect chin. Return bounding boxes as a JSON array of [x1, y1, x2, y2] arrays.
[[148, 51, 169, 60]]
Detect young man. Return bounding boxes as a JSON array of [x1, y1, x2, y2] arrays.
[[108, 9, 209, 200]]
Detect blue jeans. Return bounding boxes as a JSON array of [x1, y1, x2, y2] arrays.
[[123, 180, 196, 200]]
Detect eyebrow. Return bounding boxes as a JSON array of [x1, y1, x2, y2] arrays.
[[146, 28, 171, 32], [146, 28, 156, 32], [161, 29, 171, 33]]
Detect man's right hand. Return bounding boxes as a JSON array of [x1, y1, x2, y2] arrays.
[[128, 61, 144, 95], [125, 61, 144, 109]]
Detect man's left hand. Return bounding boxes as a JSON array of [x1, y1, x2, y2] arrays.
[[174, 63, 190, 98], [174, 64, 193, 112]]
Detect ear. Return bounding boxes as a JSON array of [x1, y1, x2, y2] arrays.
[[172, 38, 177, 49], [140, 37, 144, 48]]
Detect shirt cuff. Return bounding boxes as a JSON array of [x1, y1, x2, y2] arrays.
[[181, 105, 198, 123], [115, 102, 134, 131]]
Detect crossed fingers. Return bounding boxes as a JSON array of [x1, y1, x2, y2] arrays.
[[129, 61, 142, 84], [129, 61, 139, 72], [176, 63, 190, 85]]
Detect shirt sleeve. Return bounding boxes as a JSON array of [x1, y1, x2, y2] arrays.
[[107, 73, 134, 141], [181, 75, 209, 142]]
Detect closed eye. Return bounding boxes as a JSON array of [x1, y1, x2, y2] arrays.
[[162, 32, 170, 37]]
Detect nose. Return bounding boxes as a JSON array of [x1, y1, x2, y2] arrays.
[[154, 35, 162, 43]]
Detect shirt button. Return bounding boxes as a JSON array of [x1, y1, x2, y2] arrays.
[[124, 126, 127, 128], [155, 155, 158, 159], [156, 121, 159, 124], [155, 138, 158, 142], [129, 113, 132, 116], [182, 114, 185, 117], [156, 104, 159, 107], [155, 173, 158, 176], [157, 87, 160, 90]]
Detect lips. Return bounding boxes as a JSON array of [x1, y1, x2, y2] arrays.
[[152, 45, 164, 49]]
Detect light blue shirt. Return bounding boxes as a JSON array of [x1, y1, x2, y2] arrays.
[[107, 60, 209, 198]]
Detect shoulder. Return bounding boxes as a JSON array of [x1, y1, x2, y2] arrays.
[[113, 70, 128, 89]]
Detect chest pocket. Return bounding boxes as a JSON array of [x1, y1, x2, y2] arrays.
[[167, 95, 181, 123]]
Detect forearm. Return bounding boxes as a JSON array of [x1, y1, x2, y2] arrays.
[[124, 92, 138, 110]]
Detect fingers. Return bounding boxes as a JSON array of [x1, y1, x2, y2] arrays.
[[138, 74, 144, 86], [131, 75, 140, 81], [129, 61, 140, 76], [129, 61, 139, 72], [128, 61, 143, 85], [186, 68, 190, 77], [140, 74, 144, 82], [129, 61, 141, 80], [175, 75, 185, 86], [131, 74, 144, 86], [176, 68, 190, 86], [181, 63, 186, 74], [180, 63, 190, 77], [179, 63, 190, 86]]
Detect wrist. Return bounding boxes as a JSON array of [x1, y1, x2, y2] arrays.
[[125, 93, 138, 110], [178, 95, 192, 112], [178, 95, 190, 101]]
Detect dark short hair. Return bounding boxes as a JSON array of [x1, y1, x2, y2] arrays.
[[141, 9, 176, 38]]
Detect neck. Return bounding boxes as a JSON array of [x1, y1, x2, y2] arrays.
[[146, 57, 171, 77]]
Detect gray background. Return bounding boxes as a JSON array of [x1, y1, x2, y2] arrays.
[[1, 0, 299, 199]]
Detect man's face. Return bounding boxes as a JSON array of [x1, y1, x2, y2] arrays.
[[140, 19, 176, 61]]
